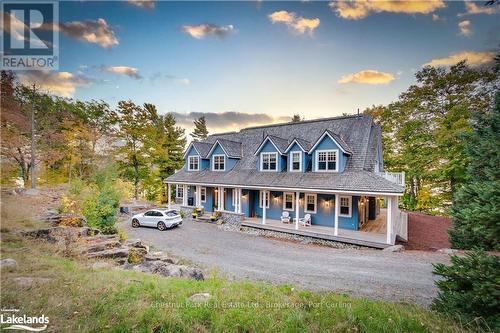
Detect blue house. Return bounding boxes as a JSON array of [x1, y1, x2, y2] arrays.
[[167, 115, 407, 247]]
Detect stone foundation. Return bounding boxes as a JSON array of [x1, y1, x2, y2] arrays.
[[180, 206, 195, 216], [217, 211, 244, 231]]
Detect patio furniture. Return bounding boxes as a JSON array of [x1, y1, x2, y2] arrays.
[[280, 211, 291, 224], [299, 214, 311, 227]]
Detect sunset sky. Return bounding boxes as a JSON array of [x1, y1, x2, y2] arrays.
[[10, 1, 500, 133]]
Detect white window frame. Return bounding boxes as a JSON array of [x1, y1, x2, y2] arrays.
[[314, 149, 338, 172], [259, 190, 270, 208], [260, 152, 278, 172], [212, 154, 226, 171], [289, 151, 302, 172], [304, 193, 317, 214], [339, 196, 352, 217], [187, 155, 199, 171], [176, 185, 184, 198], [200, 187, 206, 203], [283, 192, 295, 211]]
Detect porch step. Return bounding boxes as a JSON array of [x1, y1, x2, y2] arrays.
[[193, 214, 218, 224]]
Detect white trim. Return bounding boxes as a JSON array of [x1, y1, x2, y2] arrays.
[[284, 139, 307, 153], [167, 181, 404, 197], [187, 155, 200, 171], [338, 195, 352, 218], [232, 188, 237, 207], [212, 154, 226, 171], [304, 193, 317, 214], [289, 151, 302, 172], [260, 152, 279, 172], [309, 130, 351, 155], [259, 190, 270, 208], [254, 136, 284, 156], [200, 187, 206, 203], [283, 192, 295, 211], [183, 142, 201, 159], [314, 149, 339, 172], [176, 185, 184, 198]]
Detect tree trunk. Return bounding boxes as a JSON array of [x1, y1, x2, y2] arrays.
[[133, 155, 139, 200]]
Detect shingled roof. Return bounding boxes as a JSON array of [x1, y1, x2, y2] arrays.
[[170, 115, 403, 194]]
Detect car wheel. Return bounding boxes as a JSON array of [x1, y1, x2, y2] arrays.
[[132, 218, 140, 228], [157, 221, 166, 231]]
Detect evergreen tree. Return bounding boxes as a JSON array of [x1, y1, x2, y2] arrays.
[[291, 114, 303, 122], [448, 94, 500, 250], [191, 116, 208, 141]]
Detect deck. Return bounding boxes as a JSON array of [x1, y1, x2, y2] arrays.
[[242, 217, 388, 249]]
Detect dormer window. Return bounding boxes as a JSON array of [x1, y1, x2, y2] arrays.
[[290, 151, 302, 172], [315, 150, 338, 172], [188, 156, 199, 171], [260, 152, 278, 171], [213, 154, 225, 171]]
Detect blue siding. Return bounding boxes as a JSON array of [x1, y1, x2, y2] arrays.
[[209, 144, 238, 171], [184, 146, 209, 171], [258, 140, 286, 171], [310, 135, 349, 172], [287, 143, 307, 172], [224, 188, 235, 212], [202, 186, 215, 212], [247, 190, 359, 231]]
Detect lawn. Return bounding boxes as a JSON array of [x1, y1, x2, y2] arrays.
[[0, 230, 471, 333]]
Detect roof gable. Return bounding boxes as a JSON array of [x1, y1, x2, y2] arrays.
[[284, 138, 311, 153], [254, 135, 288, 155], [309, 130, 353, 155], [183, 141, 213, 159], [206, 139, 242, 159]]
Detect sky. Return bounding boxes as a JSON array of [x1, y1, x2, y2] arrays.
[[7, 0, 500, 133]]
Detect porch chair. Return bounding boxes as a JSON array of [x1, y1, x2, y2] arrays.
[[280, 211, 291, 224], [299, 214, 311, 227]]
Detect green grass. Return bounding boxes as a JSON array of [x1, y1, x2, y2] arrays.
[[0, 234, 471, 333]]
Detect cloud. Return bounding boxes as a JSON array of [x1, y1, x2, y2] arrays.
[[432, 13, 440, 21], [171, 111, 290, 132], [101, 66, 142, 80], [268, 10, 320, 35], [338, 70, 395, 85], [126, 0, 156, 10], [58, 18, 118, 49], [150, 73, 190, 85], [458, 1, 499, 17], [423, 50, 496, 67], [17, 71, 90, 97], [182, 24, 234, 39], [329, 0, 445, 20], [458, 20, 472, 37]]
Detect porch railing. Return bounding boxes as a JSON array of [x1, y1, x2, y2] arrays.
[[392, 210, 408, 243], [377, 171, 405, 187]]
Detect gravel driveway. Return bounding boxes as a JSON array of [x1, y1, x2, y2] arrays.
[[121, 218, 449, 307]]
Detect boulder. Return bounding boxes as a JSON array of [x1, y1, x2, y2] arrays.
[[125, 239, 149, 252], [188, 293, 211, 302], [0, 258, 18, 269], [383, 245, 404, 252], [84, 247, 130, 260], [21, 227, 99, 243], [123, 261, 204, 280], [143, 253, 177, 265], [13, 277, 51, 287], [79, 239, 122, 255]]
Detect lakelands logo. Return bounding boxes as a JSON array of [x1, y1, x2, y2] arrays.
[[1, 309, 49, 331], [1, 1, 59, 70]]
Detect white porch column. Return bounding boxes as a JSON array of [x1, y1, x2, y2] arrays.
[[234, 188, 238, 213], [196, 186, 201, 207], [262, 190, 267, 225], [386, 196, 393, 244], [182, 185, 188, 206], [334, 194, 339, 236], [295, 191, 300, 230], [218, 187, 224, 211], [237, 189, 242, 214], [167, 183, 171, 209]]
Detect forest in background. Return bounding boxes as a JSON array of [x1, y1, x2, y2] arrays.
[[1, 52, 499, 217]]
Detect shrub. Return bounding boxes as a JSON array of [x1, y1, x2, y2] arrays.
[[432, 249, 500, 330]]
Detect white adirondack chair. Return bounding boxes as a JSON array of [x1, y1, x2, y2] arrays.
[[299, 214, 311, 227], [281, 211, 291, 224]]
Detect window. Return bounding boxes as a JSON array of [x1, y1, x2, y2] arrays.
[[283, 192, 294, 211], [339, 196, 352, 217], [213, 155, 225, 171], [144, 211, 163, 217], [259, 190, 270, 208], [316, 150, 337, 172], [200, 187, 206, 203], [176, 185, 184, 198], [188, 156, 199, 171], [260, 152, 278, 171], [304, 193, 317, 213], [290, 151, 301, 172]]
